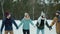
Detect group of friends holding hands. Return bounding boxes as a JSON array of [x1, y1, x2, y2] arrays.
[[0, 10, 60, 34]]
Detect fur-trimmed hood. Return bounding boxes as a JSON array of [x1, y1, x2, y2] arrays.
[[37, 11, 47, 24]]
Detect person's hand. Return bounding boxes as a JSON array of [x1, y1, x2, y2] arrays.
[[49, 26, 52, 30], [33, 25, 36, 27], [33, 25, 35, 27], [34, 25, 37, 28], [16, 27, 18, 29]]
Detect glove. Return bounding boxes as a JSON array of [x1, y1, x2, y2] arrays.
[[49, 26, 52, 30], [34, 25, 37, 27], [16, 27, 18, 29]]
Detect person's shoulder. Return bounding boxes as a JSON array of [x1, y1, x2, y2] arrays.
[[54, 17, 57, 19], [21, 18, 25, 21], [2, 18, 6, 23], [54, 16, 57, 19], [10, 17, 15, 20], [38, 16, 41, 19], [2, 18, 6, 20]]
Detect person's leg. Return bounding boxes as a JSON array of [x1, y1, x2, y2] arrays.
[[41, 29, 44, 34], [23, 29, 26, 34], [37, 28, 40, 34], [5, 31, 8, 34], [10, 31, 13, 34], [27, 30, 30, 34]]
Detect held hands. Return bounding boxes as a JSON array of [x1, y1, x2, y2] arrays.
[[49, 26, 52, 30], [16, 26, 19, 29], [33, 25, 35, 27], [33, 24, 37, 28], [33, 25, 36, 27]]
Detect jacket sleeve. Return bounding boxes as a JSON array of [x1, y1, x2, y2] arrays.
[[1, 19, 5, 32], [50, 17, 57, 26], [37, 16, 41, 23], [19, 19, 23, 27], [12, 19, 18, 28], [46, 21, 50, 28], [30, 19, 34, 26]]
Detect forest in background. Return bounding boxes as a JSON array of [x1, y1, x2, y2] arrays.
[[0, 0, 60, 20]]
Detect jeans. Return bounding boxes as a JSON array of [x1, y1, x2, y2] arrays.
[[37, 28, 44, 34]]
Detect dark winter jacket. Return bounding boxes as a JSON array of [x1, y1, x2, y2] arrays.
[[1, 18, 18, 32], [36, 16, 50, 30], [36, 19, 49, 29]]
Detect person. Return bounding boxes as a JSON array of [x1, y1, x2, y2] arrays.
[[36, 12, 50, 34], [49, 10, 60, 34], [19, 12, 35, 34], [1, 11, 18, 34]]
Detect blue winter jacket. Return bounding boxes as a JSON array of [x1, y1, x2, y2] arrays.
[[19, 18, 34, 30], [1, 18, 18, 32]]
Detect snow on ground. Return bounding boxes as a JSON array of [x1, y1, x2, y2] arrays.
[[0, 20, 56, 34]]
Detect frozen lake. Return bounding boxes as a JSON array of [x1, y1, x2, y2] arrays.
[[0, 20, 56, 34]]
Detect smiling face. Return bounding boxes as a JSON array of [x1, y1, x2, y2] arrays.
[[24, 13, 30, 18]]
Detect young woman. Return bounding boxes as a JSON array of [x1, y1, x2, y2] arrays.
[[49, 11, 60, 34], [36, 12, 50, 34], [1, 12, 18, 34], [19, 12, 35, 34]]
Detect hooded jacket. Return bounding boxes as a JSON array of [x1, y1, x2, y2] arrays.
[[19, 17, 34, 30], [36, 11, 50, 29]]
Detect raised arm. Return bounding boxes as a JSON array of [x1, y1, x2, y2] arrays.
[[19, 19, 24, 27], [49, 17, 57, 30], [46, 21, 50, 28], [30, 19, 34, 26], [50, 17, 57, 26], [12, 18, 18, 29]]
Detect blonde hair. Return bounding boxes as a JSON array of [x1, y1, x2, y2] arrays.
[[24, 12, 30, 19]]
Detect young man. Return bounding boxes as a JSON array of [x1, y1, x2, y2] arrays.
[[1, 12, 18, 34], [36, 12, 50, 34], [19, 12, 35, 34], [49, 11, 60, 34]]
